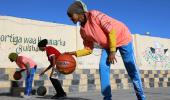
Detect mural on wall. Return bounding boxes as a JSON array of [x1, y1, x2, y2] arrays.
[[0, 34, 66, 53], [0, 33, 67, 68], [143, 41, 170, 68], [0, 16, 76, 68]]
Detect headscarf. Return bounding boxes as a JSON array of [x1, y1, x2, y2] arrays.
[[38, 39, 48, 47], [67, 0, 88, 17], [8, 53, 18, 61]]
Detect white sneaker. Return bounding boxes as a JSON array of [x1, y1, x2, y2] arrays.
[[22, 95, 32, 99]]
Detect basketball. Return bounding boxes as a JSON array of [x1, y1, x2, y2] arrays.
[[56, 54, 76, 75], [13, 71, 22, 80], [37, 86, 47, 96]]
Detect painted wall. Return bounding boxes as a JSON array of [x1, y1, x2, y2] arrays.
[[134, 34, 170, 70], [0, 16, 170, 70], [0, 16, 76, 68]]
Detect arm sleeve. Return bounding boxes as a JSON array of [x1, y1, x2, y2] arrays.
[[76, 48, 92, 57], [21, 57, 28, 69], [76, 39, 93, 57], [109, 29, 116, 52]]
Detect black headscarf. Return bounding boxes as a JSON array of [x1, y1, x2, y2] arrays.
[[38, 39, 48, 47]]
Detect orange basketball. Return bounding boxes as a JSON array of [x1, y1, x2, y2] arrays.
[[13, 71, 22, 80], [56, 54, 76, 75]]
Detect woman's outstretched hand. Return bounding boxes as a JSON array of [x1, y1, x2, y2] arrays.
[[108, 51, 117, 64], [39, 71, 45, 76]]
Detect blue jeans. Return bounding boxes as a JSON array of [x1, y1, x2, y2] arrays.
[[99, 42, 145, 100], [25, 67, 36, 96]]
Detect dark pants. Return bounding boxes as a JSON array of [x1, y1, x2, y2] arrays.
[[50, 77, 65, 95]]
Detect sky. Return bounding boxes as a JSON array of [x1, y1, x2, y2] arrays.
[[0, 0, 170, 39]]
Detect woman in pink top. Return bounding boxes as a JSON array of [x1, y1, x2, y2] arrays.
[[66, 1, 145, 100], [8, 53, 37, 98]]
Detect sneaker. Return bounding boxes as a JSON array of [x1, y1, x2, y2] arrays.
[[51, 93, 67, 99], [22, 95, 32, 99]]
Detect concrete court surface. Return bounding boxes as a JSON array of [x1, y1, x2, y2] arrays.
[[0, 87, 170, 100]]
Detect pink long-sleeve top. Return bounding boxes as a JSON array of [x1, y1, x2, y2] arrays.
[[80, 10, 132, 49], [16, 56, 36, 69]]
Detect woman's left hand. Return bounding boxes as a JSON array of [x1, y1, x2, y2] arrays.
[[108, 51, 117, 64], [27, 70, 30, 76]]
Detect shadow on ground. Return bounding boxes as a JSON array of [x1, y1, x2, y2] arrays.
[[36, 95, 91, 100], [0, 93, 23, 98], [0, 93, 11, 96], [0, 93, 91, 100]]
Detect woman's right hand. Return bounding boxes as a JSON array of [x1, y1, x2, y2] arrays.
[[108, 51, 117, 64], [39, 71, 45, 76]]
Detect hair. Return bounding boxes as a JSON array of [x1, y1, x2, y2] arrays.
[[67, 0, 88, 17], [38, 39, 48, 47]]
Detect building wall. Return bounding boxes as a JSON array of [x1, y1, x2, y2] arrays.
[[0, 16, 77, 68], [0, 16, 170, 95], [134, 34, 170, 70]]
